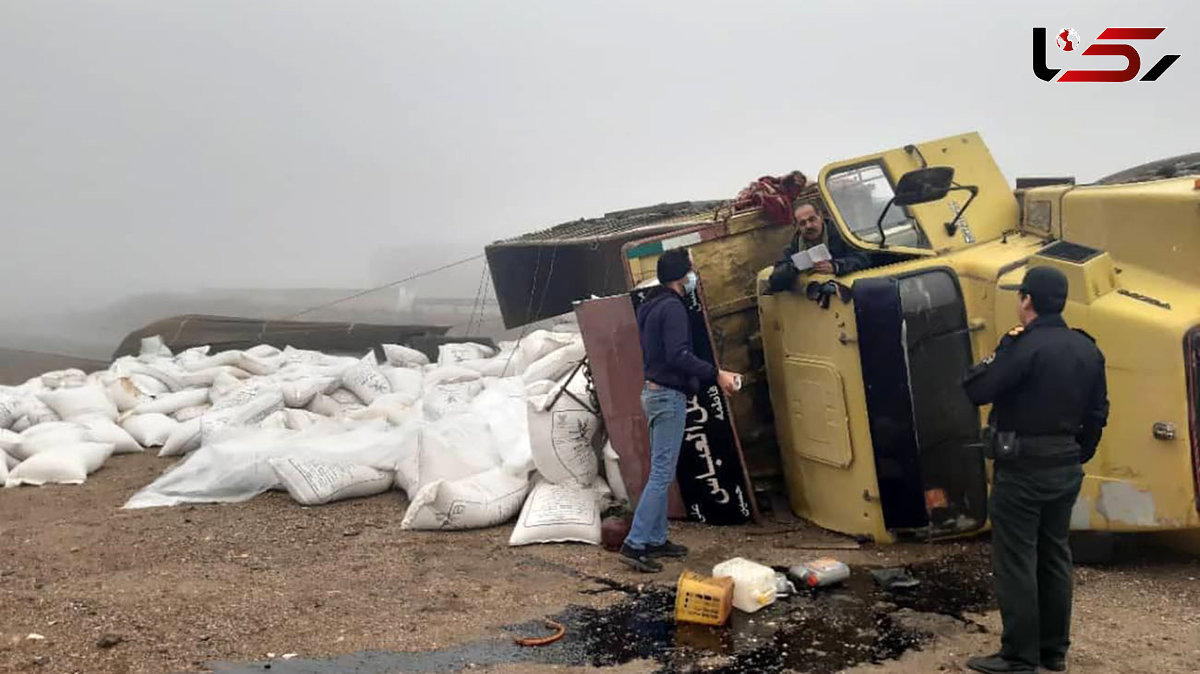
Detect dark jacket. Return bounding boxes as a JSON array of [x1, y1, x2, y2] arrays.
[[962, 314, 1109, 463], [766, 220, 872, 293], [636, 290, 717, 395]]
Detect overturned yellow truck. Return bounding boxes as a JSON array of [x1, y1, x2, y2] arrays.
[[486, 132, 1200, 544]]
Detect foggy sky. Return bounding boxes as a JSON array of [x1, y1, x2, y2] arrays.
[[1, 0, 1196, 318]]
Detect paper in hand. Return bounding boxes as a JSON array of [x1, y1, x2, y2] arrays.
[[790, 243, 831, 271]]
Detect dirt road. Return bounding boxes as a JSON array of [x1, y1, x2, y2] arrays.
[[2, 453, 1198, 674]]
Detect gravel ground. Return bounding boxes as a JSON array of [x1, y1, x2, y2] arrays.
[[2, 452, 1198, 674]]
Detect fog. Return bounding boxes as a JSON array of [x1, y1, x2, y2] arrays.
[[1, 0, 1195, 358]]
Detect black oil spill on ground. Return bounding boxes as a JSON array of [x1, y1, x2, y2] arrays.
[[207, 552, 995, 674]]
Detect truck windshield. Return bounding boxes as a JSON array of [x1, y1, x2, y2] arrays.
[[826, 163, 929, 248]]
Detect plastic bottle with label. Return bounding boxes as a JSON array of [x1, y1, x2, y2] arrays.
[[790, 558, 851, 589]]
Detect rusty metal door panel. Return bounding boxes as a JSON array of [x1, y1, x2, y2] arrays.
[[574, 295, 687, 519]]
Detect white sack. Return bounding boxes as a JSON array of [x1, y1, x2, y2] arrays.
[[174, 345, 212, 368], [380, 367, 423, 404], [180, 366, 251, 388], [133, 388, 211, 416], [21, 396, 60, 425], [0, 395, 21, 429], [422, 380, 484, 421], [284, 408, 325, 430], [172, 404, 210, 422], [16, 424, 88, 460], [269, 457, 393, 506], [234, 353, 281, 377], [527, 371, 600, 486], [382, 344, 430, 368], [464, 330, 578, 378], [329, 388, 364, 406], [525, 380, 557, 397], [401, 466, 530, 531], [522, 340, 586, 384], [177, 350, 242, 372], [341, 356, 392, 405], [208, 371, 244, 403], [200, 384, 285, 445], [508, 477, 605, 546], [106, 378, 147, 412], [121, 413, 178, 447], [125, 420, 412, 508], [128, 360, 188, 392], [87, 371, 116, 389], [139, 335, 173, 360], [423, 365, 482, 387], [41, 369, 88, 390], [281, 345, 322, 364], [246, 344, 282, 359], [470, 377, 534, 476], [437, 342, 497, 366], [0, 429, 21, 460], [37, 385, 117, 422], [350, 393, 420, 427], [0, 451, 7, 484], [6, 442, 114, 486], [414, 417, 503, 493], [78, 416, 141, 454], [259, 410, 289, 429], [305, 394, 342, 418], [280, 377, 336, 409], [129, 373, 170, 397], [602, 441, 629, 502], [159, 418, 202, 457]]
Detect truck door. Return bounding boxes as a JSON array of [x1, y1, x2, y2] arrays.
[[819, 132, 1018, 256], [854, 268, 987, 537]]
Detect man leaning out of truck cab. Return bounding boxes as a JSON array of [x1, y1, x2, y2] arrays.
[[766, 201, 871, 293]]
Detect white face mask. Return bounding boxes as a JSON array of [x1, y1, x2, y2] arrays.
[[683, 271, 698, 294]]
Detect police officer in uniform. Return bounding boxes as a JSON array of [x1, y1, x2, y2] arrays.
[[961, 266, 1109, 674]]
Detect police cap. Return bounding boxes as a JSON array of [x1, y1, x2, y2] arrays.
[[1000, 266, 1068, 314]]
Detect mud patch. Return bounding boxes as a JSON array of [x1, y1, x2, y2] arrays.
[[209, 552, 994, 674]]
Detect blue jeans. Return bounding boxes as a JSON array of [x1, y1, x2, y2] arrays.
[[623, 384, 687, 550]]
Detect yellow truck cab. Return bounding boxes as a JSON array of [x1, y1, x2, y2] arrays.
[[758, 132, 1200, 543]]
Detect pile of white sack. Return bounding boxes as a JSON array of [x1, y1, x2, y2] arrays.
[[0, 325, 630, 546]]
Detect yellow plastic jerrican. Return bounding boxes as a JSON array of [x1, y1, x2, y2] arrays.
[[675, 571, 734, 626]]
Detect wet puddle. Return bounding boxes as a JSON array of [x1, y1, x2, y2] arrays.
[[207, 552, 994, 674]]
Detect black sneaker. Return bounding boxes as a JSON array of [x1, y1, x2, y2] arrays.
[[618, 543, 663, 573], [646, 540, 688, 558], [1040, 654, 1067, 672]]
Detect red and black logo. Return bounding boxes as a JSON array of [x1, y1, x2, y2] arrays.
[[1033, 27, 1181, 82]]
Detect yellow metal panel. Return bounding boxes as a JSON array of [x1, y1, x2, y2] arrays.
[[758, 268, 891, 542], [1062, 177, 1200, 287], [817, 132, 1019, 256], [782, 358, 853, 468]]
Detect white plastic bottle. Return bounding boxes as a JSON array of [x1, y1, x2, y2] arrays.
[[712, 557, 777, 613]]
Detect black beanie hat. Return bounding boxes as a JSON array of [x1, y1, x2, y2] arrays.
[[656, 248, 692, 284]]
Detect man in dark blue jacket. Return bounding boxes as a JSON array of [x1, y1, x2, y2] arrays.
[[619, 248, 741, 573], [766, 202, 872, 293]]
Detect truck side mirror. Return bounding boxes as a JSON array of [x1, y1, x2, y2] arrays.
[[894, 167, 955, 206]]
